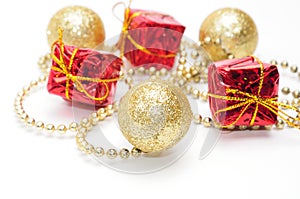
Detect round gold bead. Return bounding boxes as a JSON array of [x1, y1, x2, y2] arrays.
[[192, 89, 200, 99], [69, 122, 79, 132], [194, 41, 202, 49], [239, 125, 248, 130], [84, 144, 94, 154], [203, 117, 213, 127], [290, 65, 298, 73], [176, 71, 183, 77], [200, 91, 208, 101], [228, 54, 235, 59], [127, 68, 135, 76], [94, 147, 104, 157], [119, 148, 130, 159], [45, 124, 55, 134], [80, 118, 92, 129], [105, 105, 114, 116], [38, 56, 46, 64], [178, 79, 186, 87], [180, 51, 187, 57], [275, 119, 285, 129], [20, 113, 28, 121], [16, 109, 25, 116], [14, 96, 22, 104], [214, 38, 222, 45], [226, 125, 235, 130], [131, 147, 142, 158], [292, 90, 300, 98], [177, 64, 185, 71], [137, 67, 145, 74], [160, 68, 168, 76], [281, 87, 290, 95], [298, 72, 300, 79], [193, 114, 202, 124], [17, 91, 25, 97], [264, 125, 273, 130], [106, 149, 118, 159], [79, 139, 88, 147], [204, 36, 211, 45], [30, 80, 38, 87], [57, 124, 67, 134], [287, 118, 295, 128], [251, 125, 260, 130], [89, 112, 99, 126], [25, 117, 35, 127], [291, 98, 300, 107], [125, 77, 132, 85], [281, 60, 289, 69], [97, 109, 107, 121], [35, 121, 44, 130], [280, 99, 290, 109], [270, 60, 278, 65], [149, 67, 156, 75], [22, 85, 31, 93], [178, 57, 187, 65], [38, 75, 47, 82], [15, 105, 23, 112], [184, 73, 192, 81], [113, 102, 119, 112], [78, 127, 87, 135], [191, 50, 199, 59]]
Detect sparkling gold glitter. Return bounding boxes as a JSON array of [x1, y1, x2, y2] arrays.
[[47, 6, 105, 48], [199, 8, 258, 61], [118, 79, 193, 153]]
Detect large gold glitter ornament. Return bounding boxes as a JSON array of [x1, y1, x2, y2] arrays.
[[199, 8, 258, 61], [118, 79, 193, 153], [47, 6, 105, 48]]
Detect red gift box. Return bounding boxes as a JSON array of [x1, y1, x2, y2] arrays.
[[119, 8, 185, 70], [47, 43, 122, 106], [208, 56, 279, 127]]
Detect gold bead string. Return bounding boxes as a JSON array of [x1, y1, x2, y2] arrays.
[[199, 36, 236, 60], [14, 72, 81, 135]]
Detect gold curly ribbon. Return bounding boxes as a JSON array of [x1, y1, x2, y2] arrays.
[[118, 5, 176, 59], [51, 28, 119, 101], [208, 56, 300, 129]]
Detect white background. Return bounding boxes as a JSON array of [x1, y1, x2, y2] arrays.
[[1, 0, 300, 198]]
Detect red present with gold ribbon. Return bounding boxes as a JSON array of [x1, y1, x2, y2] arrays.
[[208, 56, 280, 128], [118, 8, 185, 70], [47, 33, 122, 106]]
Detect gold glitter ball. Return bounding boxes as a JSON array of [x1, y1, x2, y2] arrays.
[[199, 8, 258, 61], [118, 79, 193, 153], [47, 6, 105, 48]]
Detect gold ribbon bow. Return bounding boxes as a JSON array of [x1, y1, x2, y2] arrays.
[[51, 28, 119, 101], [118, 4, 176, 59], [208, 56, 300, 129]]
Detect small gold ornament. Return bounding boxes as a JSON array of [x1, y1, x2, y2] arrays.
[[118, 79, 193, 153], [199, 8, 258, 61], [47, 6, 105, 48]]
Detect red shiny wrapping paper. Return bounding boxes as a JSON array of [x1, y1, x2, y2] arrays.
[[47, 43, 122, 106], [123, 8, 185, 70], [208, 56, 279, 127]]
